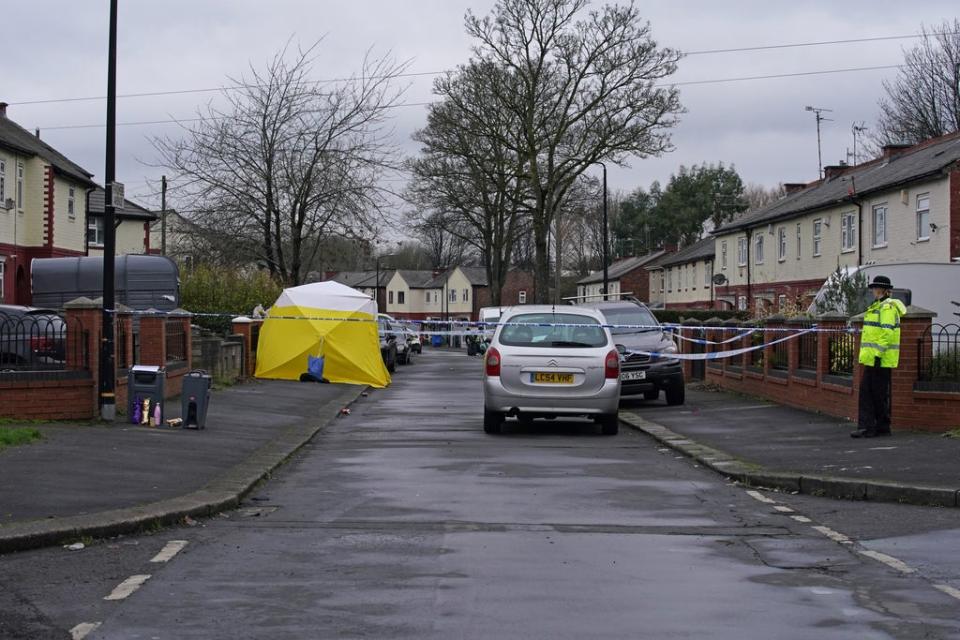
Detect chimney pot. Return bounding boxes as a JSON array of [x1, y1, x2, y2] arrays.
[[783, 183, 807, 195], [882, 143, 911, 160], [0, 102, 7, 117], [823, 165, 847, 180], [35, 128, 40, 138]]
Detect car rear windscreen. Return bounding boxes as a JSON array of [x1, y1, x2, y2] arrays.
[[499, 313, 607, 348], [599, 306, 659, 335]]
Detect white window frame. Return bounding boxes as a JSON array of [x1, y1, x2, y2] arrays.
[[398, 291, 405, 305], [87, 217, 104, 246], [777, 227, 787, 262], [463, 288, 469, 302], [841, 211, 856, 252], [388, 290, 394, 305], [0, 159, 6, 203], [778, 294, 787, 312], [704, 261, 711, 287], [691, 263, 697, 290], [518, 290, 527, 304], [872, 204, 887, 248], [812, 219, 822, 257], [737, 237, 747, 267], [16, 161, 24, 211], [0, 257, 5, 299], [666, 268, 673, 292], [796, 223, 801, 260], [721, 241, 728, 270], [68, 186, 76, 219], [449, 289, 456, 303], [916, 194, 930, 242], [754, 234, 764, 265], [737, 295, 747, 311]]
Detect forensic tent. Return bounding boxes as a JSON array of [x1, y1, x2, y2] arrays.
[[254, 281, 390, 388]]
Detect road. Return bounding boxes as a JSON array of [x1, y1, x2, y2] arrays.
[[2, 349, 959, 639]]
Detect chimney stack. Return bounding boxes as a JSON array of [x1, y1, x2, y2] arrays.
[[35, 128, 40, 138], [0, 102, 8, 118], [783, 183, 807, 195], [823, 165, 847, 180], [881, 143, 911, 160]]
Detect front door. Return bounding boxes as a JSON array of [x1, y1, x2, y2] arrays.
[[15, 264, 29, 305]]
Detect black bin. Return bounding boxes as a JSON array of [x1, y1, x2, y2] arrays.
[[181, 369, 212, 429], [128, 365, 166, 424]]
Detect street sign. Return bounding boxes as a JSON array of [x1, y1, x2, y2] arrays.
[[109, 182, 125, 210]]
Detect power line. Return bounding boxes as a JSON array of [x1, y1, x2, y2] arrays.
[[9, 31, 953, 108], [33, 63, 903, 132]]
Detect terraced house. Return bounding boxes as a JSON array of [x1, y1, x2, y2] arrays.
[[712, 133, 960, 313], [646, 236, 716, 309]]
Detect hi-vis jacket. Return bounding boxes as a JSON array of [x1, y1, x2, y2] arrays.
[[858, 297, 908, 368]]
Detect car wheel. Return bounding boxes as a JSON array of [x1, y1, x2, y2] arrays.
[[666, 385, 685, 406], [483, 410, 503, 434], [598, 413, 619, 436], [387, 347, 397, 373], [518, 415, 534, 428], [643, 390, 659, 401]]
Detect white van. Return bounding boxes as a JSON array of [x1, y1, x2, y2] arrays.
[[808, 262, 960, 323], [478, 306, 510, 338]]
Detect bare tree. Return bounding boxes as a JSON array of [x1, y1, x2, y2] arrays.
[[414, 212, 472, 269], [464, 0, 682, 302], [152, 41, 408, 285], [742, 182, 786, 213], [874, 20, 960, 146]]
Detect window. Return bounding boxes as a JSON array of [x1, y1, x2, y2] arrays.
[[518, 290, 527, 304], [87, 217, 104, 246], [872, 204, 887, 247], [398, 291, 405, 305], [796, 224, 801, 260], [691, 263, 697, 289], [916, 194, 930, 241], [16, 162, 24, 210], [737, 237, 747, 266], [777, 227, 787, 261], [841, 212, 856, 252], [778, 294, 787, 312], [0, 257, 5, 299], [425, 291, 431, 303], [666, 268, 673, 292], [0, 159, 5, 203], [812, 219, 822, 256], [704, 261, 711, 287], [449, 289, 456, 302], [737, 295, 747, 311], [388, 290, 394, 304], [463, 288, 469, 302], [721, 241, 728, 270], [68, 186, 76, 219], [754, 234, 764, 265], [499, 313, 606, 348]]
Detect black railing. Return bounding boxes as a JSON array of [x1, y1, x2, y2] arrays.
[[827, 331, 856, 377], [166, 319, 186, 364], [0, 310, 87, 372], [798, 324, 817, 371], [770, 328, 789, 372], [918, 323, 960, 391], [116, 320, 128, 371], [746, 329, 764, 369]]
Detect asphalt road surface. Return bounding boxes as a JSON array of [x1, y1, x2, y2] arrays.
[[2, 350, 959, 639]]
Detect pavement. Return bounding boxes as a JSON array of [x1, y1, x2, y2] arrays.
[[2, 367, 958, 556]]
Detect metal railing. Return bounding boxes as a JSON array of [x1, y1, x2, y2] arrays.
[[165, 319, 186, 364], [918, 323, 960, 390], [746, 330, 764, 369], [0, 310, 88, 372], [770, 328, 789, 372], [827, 331, 856, 377], [798, 324, 817, 371]]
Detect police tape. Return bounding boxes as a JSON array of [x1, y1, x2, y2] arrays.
[[623, 328, 815, 361], [669, 329, 756, 346]]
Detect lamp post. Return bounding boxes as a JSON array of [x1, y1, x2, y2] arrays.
[[587, 161, 609, 300], [374, 253, 395, 312], [100, 0, 119, 421]]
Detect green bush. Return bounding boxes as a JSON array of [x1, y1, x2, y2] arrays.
[[652, 309, 748, 325], [180, 265, 283, 334]]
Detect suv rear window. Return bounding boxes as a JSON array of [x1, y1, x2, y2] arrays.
[[499, 313, 607, 348], [599, 306, 659, 335]]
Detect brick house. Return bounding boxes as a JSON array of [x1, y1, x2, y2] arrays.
[[575, 250, 669, 303], [0, 102, 97, 304], [712, 134, 960, 314], [87, 186, 158, 257]]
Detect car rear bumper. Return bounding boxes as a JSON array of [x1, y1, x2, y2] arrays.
[[619, 362, 684, 396], [483, 377, 620, 416]]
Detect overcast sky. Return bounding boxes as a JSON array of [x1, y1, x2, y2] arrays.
[[6, 1, 959, 214]]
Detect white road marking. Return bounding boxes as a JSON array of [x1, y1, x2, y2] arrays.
[[812, 525, 852, 544], [104, 574, 151, 601], [791, 515, 813, 523], [858, 550, 917, 574], [150, 540, 188, 563], [70, 622, 101, 639], [746, 490, 777, 504], [933, 584, 960, 601], [774, 505, 794, 513]]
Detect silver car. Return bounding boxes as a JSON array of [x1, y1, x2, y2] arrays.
[[482, 305, 621, 435]]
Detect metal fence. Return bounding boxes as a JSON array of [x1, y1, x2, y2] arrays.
[[798, 324, 818, 371], [165, 319, 186, 364], [827, 331, 856, 377], [769, 328, 789, 372], [918, 323, 960, 391], [746, 330, 764, 369], [0, 310, 88, 372]]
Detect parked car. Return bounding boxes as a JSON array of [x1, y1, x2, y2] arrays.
[[376, 314, 398, 373], [402, 323, 422, 354], [0, 305, 67, 368], [482, 305, 621, 435], [576, 299, 685, 405], [379, 313, 412, 365]]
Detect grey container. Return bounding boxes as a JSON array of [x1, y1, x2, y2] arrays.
[[31, 255, 180, 311], [128, 365, 166, 424], [182, 369, 212, 429]]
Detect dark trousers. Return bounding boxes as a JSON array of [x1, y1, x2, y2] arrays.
[[858, 363, 892, 433]]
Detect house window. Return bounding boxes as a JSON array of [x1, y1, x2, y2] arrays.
[[777, 227, 787, 261], [16, 162, 24, 210], [796, 223, 801, 259], [463, 288, 469, 302], [704, 261, 711, 287], [68, 187, 76, 219], [691, 263, 697, 290], [449, 289, 456, 302], [778, 294, 787, 312], [87, 217, 104, 246], [916, 194, 930, 241], [737, 295, 747, 311], [666, 268, 672, 292], [721, 241, 728, 270], [841, 212, 856, 252], [872, 204, 887, 247], [388, 290, 394, 304], [518, 290, 527, 304], [812, 219, 822, 256], [737, 237, 747, 266], [0, 257, 5, 299], [425, 291, 431, 303], [0, 159, 5, 203], [398, 291, 405, 305], [754, 234, 764, 264]]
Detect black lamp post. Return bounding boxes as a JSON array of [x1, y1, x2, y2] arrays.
[[587, 161, 608, 299], [100, 0, 119, 421], [374, 253, 395, 312]]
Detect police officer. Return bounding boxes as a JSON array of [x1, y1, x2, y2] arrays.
[[851, 275, 907, 438]]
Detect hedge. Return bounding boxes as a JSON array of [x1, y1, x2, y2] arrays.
[[652, 309, 748, 325]]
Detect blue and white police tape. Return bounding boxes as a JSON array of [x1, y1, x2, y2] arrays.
[[622, 328, 814, 361], [667, 329, 756, 346]]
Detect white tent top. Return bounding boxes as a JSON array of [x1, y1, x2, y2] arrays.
[[272, 281, 376, 314]]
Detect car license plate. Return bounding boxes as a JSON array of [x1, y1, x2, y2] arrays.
[[620, 370, 646, 382], [532, 372, 574, 384]]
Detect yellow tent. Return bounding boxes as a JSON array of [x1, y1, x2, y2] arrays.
[[254, 281, 390, 387]]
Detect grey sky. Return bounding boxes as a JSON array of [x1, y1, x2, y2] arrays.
[[6, 1, 959, 213]]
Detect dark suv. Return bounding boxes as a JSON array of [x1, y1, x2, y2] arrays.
[[576, 300, 685, 405]]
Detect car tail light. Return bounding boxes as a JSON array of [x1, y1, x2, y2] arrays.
[[31, 336, 53, 352], [604, 349, 620, 379], [485, 347, 501, 377]]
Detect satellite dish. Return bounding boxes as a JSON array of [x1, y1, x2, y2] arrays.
[[712, 273, 727, 285]]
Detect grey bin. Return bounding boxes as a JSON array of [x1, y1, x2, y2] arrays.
[[182, 369, 212, 429], [128, 365, 166, 424]]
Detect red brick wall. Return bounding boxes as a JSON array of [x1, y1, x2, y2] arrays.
[[619, 267, 652, 302], [0, 377, 96, 420], [716, 278, 825, 313]]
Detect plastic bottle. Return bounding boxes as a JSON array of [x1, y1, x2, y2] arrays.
[[154, 402, 162, 427]]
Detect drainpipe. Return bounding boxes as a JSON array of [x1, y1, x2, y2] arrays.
[[745, 228, 753, 312]]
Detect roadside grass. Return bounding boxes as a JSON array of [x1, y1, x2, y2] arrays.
[[942, 428, 960, 439], [0, 427, 43, 452]]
